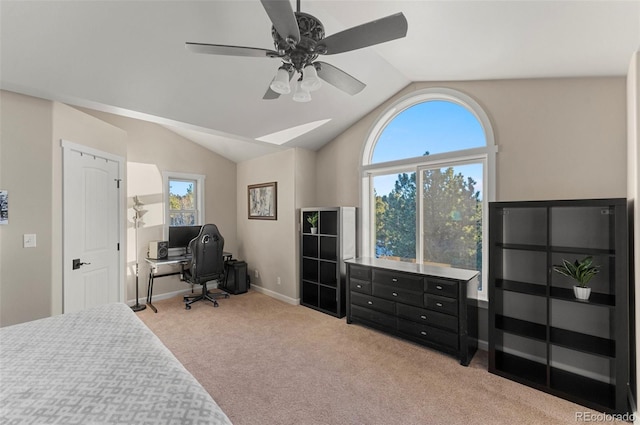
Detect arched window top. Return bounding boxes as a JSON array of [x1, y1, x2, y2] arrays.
[[372, 100, 486, 163], [363, 88, 495, 166]]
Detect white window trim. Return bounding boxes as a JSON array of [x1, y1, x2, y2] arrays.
[[360, 88, 497, 301], [162, 171, 205, 236]]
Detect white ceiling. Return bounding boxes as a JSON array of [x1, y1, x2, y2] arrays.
[[2, 1, 639, 163]]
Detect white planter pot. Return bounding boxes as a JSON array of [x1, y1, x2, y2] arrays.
[[573, 286, 591, 301], [310, 227, 318, 234]]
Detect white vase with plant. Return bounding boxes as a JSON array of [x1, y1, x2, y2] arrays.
[[307, 212, 319, 234], [552, 256, 600, 301]]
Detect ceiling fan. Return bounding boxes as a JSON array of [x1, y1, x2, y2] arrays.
[[186, 0, 408, 102]]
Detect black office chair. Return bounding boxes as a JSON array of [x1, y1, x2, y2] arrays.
[[183, 224, 229, 309]]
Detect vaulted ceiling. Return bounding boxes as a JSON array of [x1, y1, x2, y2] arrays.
[[2, 1, 639, 162]]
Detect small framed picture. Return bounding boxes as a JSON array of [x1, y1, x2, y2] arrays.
[[0, 190, 7, 225], [248, 182, 277, 220]]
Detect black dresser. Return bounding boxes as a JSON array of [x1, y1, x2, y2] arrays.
[[346, 257, 479, 366]]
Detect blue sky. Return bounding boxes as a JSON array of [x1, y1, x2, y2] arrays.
[[372, 100, 485, 197], [169, 180, 193, 197]]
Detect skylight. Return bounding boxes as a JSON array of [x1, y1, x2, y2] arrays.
[[255, 119, 332, 145]]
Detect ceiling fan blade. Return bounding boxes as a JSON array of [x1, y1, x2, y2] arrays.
[[319, 12, 408, 55], [186, 42, 280, 58], [315, 61, 365, 95], [260, 0, 300, 44]]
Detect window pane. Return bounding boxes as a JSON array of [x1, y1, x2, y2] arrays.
[[374, 172, 416, 262], [372, 101, 486, 164], [422, 163, 482, 275], [169, 179, 195, 211], [169, 212, 196, 226]]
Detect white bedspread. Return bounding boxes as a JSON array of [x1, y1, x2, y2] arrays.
[[0, 303, 232, 425]]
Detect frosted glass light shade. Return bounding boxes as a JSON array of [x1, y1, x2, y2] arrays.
[[293, 82, 312, 102], [270, 67, 291, 94], [300, 64, 322, 92]]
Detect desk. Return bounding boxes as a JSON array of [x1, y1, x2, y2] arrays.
[[145, 252, 232, 313]]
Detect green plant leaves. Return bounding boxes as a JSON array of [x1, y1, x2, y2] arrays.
[[552, 256, 600, 287]]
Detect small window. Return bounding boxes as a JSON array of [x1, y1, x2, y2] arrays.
[[163, 172, 205, 227]]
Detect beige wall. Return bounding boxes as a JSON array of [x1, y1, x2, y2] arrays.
[[0, 92, 128, 325], [0, 91, 237, 326], [317, 77, 627, 206], [0, 91, 54, 326], [51, 103, 128, 315], [294, 148, 317, 298], [79, 110, 238, 302], [0, 76, 631, 326], [236, 148, 305, 302]]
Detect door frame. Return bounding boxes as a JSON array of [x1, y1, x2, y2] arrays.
[[61, 139, 125, 311]]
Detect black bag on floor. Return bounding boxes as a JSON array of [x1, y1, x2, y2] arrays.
[[224, 260, 248, 294]]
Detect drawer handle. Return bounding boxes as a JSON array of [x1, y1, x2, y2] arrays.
[[436, 302, 443, 307], [367, 301, 373, 305], [392, 292, 398, 297], [356, 284, 362, 288], [420, 315, 427, 320], [436, 285, 443, 290], [420, 331, 427, 336], [392, 278, 398, 282]]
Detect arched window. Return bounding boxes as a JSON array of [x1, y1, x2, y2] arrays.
[[361, 88, 496, 299]]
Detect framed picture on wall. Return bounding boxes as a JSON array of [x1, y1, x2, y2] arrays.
[[248, 182, 277, 220], [0, 190, 7, 225]]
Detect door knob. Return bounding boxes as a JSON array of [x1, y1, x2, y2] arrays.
[[72, 259, 91, 270]]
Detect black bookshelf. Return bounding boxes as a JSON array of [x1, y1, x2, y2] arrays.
[[300, 207, 356, 318], [488, 198, 630, 414]]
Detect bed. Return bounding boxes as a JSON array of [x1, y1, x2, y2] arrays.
[[0, 303, 232, 425]]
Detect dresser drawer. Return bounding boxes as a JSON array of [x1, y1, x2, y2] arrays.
[[396, 304, 458, 332], [425, 278, 458, 299], [425, 294, 458, 316], [350, 278, 372, 294], [351, 305, 396, 328], [398, 319, 458, 350], [372, 284, 422, 307], [349, 265, 371, 281], [372, 269, 424, 292], [351, 292, 395, 315]]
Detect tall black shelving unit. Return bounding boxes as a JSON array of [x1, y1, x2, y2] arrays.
[[300, 207, 356, 318], [488, 198, 630, 414]]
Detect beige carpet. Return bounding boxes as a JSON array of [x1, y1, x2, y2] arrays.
[[138, 290, 624, 425]]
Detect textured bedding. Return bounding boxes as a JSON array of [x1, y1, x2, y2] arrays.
[[0, 303, 232, 425]]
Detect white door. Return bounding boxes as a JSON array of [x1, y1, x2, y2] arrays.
[[63, 141, 122, 313]]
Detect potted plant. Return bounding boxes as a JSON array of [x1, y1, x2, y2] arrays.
[[307, 212, 319, 234], [552, 256, 600, 301]]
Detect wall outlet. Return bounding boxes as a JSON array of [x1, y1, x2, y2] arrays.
[[276, 276, 281, 285], [254, 269, 259, 278]]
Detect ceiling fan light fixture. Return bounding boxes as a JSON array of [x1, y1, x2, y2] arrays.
[[300, 64, 322, 92], [270, 66, 291, 94], [292, 81, 312, 103]]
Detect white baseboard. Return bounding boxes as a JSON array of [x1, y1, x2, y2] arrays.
[[477, 338, 488, 351], [131, 287, 489, 354], [128, 284, 300, 307], [250, 285, 299, 305], [127, 287, 192, 306]]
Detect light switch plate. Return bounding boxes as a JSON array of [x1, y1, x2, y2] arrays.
[[23, 233, 36, 248]]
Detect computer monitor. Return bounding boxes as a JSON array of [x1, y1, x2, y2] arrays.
[[168, 225, 202, 253]]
